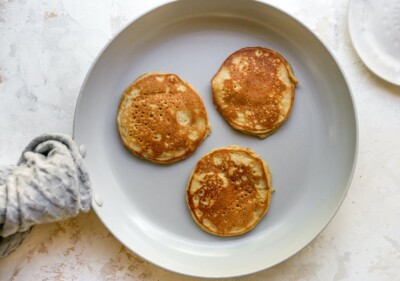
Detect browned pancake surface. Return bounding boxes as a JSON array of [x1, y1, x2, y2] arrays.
[[117, 73, 211, 164], [186, 145, 273, 236], [212, 47, 298, 138]]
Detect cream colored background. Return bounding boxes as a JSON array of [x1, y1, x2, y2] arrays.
[[0, 0, 399, 280]]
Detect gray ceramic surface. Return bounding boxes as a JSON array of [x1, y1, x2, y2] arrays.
[[74, 0, 358, 277]]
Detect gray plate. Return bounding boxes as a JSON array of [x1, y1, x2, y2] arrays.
[[73, 0, 358, 278]]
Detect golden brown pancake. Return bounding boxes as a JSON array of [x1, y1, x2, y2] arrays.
[[212, 47, 298, 138], [117, 72, 211, 164], [186, 145, 273, 236]]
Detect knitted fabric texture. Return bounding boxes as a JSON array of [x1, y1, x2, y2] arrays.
[[0, 134, 91, 257]]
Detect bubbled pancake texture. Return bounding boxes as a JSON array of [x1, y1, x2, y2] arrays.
[[117, 73, 210, 164], [212, 47, 297, 138], [186, 145, 273, 236]]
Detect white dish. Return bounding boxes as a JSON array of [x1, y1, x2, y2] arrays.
[[348, 0, 400, 85], [73, 0, 358, 277]]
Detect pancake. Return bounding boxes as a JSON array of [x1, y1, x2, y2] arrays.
[[117, 72, 211, 164], [211, 47, 298, 138], [186, 145, 273, 236]]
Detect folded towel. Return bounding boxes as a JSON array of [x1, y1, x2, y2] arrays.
[[0, 134, 91, 257]]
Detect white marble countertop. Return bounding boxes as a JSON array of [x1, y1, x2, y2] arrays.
[[1, 0, 399, 280]]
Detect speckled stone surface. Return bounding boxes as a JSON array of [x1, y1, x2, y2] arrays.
[[0, 0, 399, 280]]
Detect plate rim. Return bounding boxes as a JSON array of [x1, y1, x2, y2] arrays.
[[73, 0, 359, 277]]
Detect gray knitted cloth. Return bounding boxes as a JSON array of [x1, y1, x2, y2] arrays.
[[0, 134, 91, 257]]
